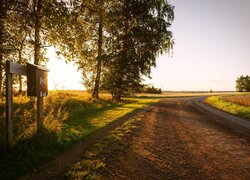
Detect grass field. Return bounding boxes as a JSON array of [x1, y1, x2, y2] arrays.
[[0, 91, 159, 179], [205, 93, 250, 120]]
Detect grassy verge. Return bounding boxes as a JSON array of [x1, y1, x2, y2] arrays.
[[205, 95, 250, 120], [0, 91, 159, 179], [65, 113, 144, 179]]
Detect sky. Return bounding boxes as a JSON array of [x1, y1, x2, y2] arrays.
[[47, 0, 250, 91]]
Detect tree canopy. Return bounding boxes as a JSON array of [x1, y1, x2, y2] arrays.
[[101, 0, 174, 101], [0, 0, 174, 101], [236, 75, 250, 92]]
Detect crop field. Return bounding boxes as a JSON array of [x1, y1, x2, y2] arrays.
[[221, 94, 250, 107]]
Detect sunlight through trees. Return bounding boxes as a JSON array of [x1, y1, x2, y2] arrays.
[[0, 0, 174, 101]]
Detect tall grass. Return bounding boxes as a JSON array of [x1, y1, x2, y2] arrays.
[[0, 91, 158, 179], [0, 92, 71, 145]]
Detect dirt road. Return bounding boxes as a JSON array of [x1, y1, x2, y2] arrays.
[[101, 97, 250, 179]]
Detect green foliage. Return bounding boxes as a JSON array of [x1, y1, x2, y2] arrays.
[[0, 0, 175, 100], [101, 0, 174, 101], [50, 0, 109, 95], [205, 95, 250, 119], [0, 0, 71, 95], [52, 0, 174, 101], [135, 85, 162, 94], [236, 75, 250, 92]]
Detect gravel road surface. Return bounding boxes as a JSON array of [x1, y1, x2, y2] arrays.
[[101, 97, 250, 179]]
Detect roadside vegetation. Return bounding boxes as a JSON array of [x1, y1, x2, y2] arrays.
[[205, 94, 250, 119], [0, 91, 158, 179], [65, 114, 144, 179]]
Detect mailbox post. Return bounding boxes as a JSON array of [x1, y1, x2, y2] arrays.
[[5, 61, 49, 147], [27, 63, 48, 97], [27, 63, 49, 133]]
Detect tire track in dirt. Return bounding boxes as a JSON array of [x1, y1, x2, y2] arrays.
[[102, 97, 250, 179]]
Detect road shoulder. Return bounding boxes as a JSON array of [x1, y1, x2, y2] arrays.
[[194, 97, 250, 130], [20, 107, 151, 179]]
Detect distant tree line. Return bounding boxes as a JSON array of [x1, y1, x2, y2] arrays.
[[236, 75, 250, 92], [0, 0, 174, 101], [134, 85, 162, 94]]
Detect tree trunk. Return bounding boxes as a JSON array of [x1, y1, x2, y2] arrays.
[[18, 75, 23, 94], [92, 0, 103, 99], [0, 1, 6, 96], [18, 47, 23, 94], [112, 90, 122, 102], [34, 0, 41, 65], [0, 53, 3, 97], [110, 0, 130, 102]]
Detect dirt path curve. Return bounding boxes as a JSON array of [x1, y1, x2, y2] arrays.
[[21, 108, 148, 179], [102, 97, 250, 179]]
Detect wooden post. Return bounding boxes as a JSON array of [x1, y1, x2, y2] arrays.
[[5, 61, 48, 143], [37, 95, 43, 133], [6, 61, 13, 148]]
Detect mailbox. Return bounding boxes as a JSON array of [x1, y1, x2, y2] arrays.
[[27, 63, 49, 97]]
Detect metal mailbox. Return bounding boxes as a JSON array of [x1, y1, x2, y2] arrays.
[[27, 63, 49, 97]]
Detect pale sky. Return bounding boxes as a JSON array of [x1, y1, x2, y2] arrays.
[[148, 0, 250, 91], [47, 0, 250, 91]]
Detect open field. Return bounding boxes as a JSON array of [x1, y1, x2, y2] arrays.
[[0, 91, 159, 179], [135, 91, 238, 98], [205, 93, 250, 120]]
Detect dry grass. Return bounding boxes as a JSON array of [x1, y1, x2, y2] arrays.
[[221, 94, 250, 107], [0, 91, 112, 144]]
